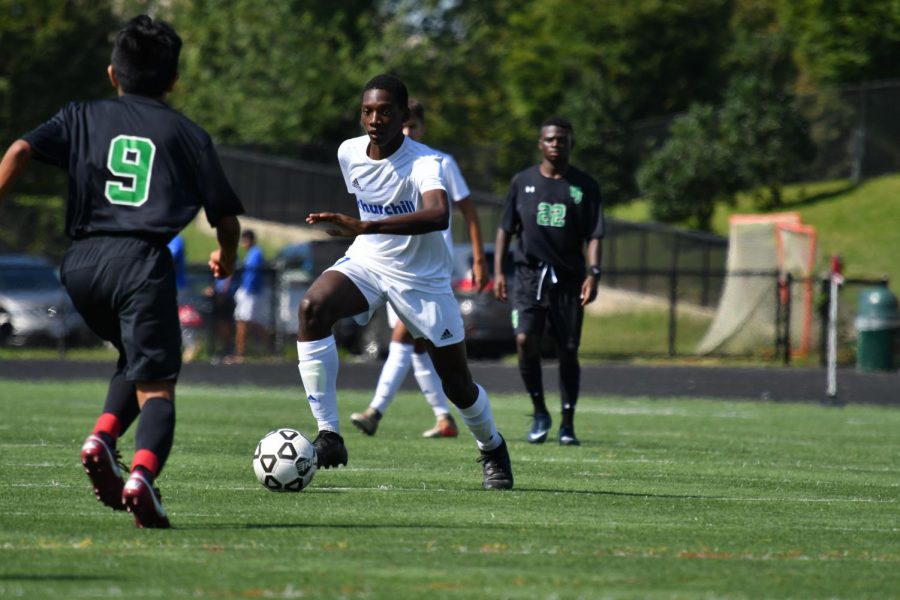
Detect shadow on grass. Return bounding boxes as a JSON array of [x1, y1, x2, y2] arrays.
[[785, 182, 857, 208], [0, 575, 116, 581]]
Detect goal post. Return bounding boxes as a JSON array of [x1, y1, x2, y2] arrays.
[[697, 213, 817, 357]]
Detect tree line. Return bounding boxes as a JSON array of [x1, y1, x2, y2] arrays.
[[2, 0, 898, 232]]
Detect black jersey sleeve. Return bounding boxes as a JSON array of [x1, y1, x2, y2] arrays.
[[21, 104, 73, 169], [196, 141, 245, 227], [499, 175, 521, 234], [586, 179, 605, 240]]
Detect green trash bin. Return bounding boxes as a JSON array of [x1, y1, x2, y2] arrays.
[[855, 282, 900, 372]]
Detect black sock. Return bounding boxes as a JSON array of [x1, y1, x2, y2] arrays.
[[519, 355, 547, 415], [103, 372, 140, 440], [559, 351, 580, 429], [134, 396, 176, 477]]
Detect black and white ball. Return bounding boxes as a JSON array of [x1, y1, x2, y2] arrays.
[[253, 428, 317, 492]]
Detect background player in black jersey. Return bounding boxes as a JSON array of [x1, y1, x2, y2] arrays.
[[0, 15, 244, 528], [494, 116, 604, 447]]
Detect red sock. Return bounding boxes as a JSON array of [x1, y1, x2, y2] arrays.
[[93, 413, 121, 440], [131, 449, 160, 478]]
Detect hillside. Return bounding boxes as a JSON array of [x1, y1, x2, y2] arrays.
[[611, 174, 900, 288]]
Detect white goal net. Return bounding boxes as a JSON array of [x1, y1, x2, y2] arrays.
[[697, 213, 817, 356]]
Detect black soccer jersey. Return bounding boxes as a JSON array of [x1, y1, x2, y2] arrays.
[[23, 94, 244, 240], [500, 164, 604, 278]]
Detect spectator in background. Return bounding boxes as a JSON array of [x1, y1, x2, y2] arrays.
[[167, 234, 187, 293], [167, 234, 200, 363], [227, 229, 270, 363], [206, 275, 236, 361]]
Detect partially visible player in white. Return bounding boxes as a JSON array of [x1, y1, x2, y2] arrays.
[[296, 74, 512, 490], [350, 99, 489, 439]]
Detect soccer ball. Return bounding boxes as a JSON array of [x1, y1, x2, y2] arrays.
[[253, 428, 317, 492]]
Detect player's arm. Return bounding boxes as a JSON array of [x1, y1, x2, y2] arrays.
[[307, 188, 450, 237], [581, 237, 602, 306], [456, 197, 489, 292], [494, 228, 513, 303], [209, 215, 241, 279], [0, 140, 33, 206]]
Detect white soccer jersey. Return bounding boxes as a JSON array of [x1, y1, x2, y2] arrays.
[[431, 149, 470, 253], [337, 135, 452, 292]]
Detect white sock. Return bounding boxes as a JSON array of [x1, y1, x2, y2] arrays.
[[457, 384, 500, 451], [369, 342, 413, 415], [297, 336, 339, 433], [411, 351, 451, 417]]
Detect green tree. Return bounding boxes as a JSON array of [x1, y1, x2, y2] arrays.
[[637, 105, 738, 230], [777, 0, 900, 87], [166, 0, 374, 147], [0, 0, 118, 189]]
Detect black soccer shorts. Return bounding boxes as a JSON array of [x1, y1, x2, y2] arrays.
[[61, 235, 182, 381], [511, 264, 585, 352]]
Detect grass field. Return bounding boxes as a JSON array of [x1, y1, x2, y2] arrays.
[[1, 379, 898, 599]]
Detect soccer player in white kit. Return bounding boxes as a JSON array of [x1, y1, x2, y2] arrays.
[[349, 99, 489, 439], [297, 74, 512, 490]]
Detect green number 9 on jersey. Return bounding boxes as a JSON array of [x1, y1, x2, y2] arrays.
[[105, 135, 156, 206]]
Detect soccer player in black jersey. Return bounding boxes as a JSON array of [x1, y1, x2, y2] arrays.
[[494, 116, 604, 447], [0, 16, 244, 528]]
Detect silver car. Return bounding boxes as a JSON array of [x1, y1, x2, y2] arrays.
[[0, 254, 93, 347]]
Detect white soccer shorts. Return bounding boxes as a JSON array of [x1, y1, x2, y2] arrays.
[[327, 256, 464, 348]]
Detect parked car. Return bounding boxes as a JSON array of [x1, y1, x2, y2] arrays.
[[275, 240, 524, 360], [273, 240, 391, 360], [0, 254, 96, 347], [450, 243, 516, 358]]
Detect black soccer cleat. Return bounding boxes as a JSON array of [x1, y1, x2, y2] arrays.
[[527, 412, 552, 444], [478, 436, 513, 490], [313, 430, 348, 469], [558, 426, 581, 446]]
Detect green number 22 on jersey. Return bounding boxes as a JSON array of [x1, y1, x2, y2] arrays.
[[104, 135, 156, 206]]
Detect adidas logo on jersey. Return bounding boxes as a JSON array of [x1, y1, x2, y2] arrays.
[[440, 329, 454, 341], [525, 185, 535, 193], [351, 178, 362, 191]]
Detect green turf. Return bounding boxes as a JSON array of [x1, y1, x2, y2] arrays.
[[1, 379, 898, 598]]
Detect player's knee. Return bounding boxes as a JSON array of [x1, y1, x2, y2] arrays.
[[442, 378, 476, 406], [298, 294, 334, 334], [516, 333, 539, 356]]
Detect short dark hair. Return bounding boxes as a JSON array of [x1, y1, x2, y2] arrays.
[[541, 116, 574, 134], [408, 98, 425, 123], [241, 230, 256, 243], [362, 74, 408, 109], [111, 15, 182, 97]]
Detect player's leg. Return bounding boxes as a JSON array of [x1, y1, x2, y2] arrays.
[[428, 341, 512, 489], [547, 283, 585, 446], [123, 381, 175, 528], [116, 242, 182, 528], [412, 342, 458, 438], [512, 266, 552, 443], [298, 267, 372, 468], [61, 242, 138, 511], [81, 362, 139, 510], [351, 307, 413, 435]]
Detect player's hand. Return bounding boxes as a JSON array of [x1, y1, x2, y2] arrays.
[[472, 255, 490, 293], [580, 275, 598, 306], [494, 273, 508, 302], [209, 249, 236, 279], [306, 212, 362, 237]]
